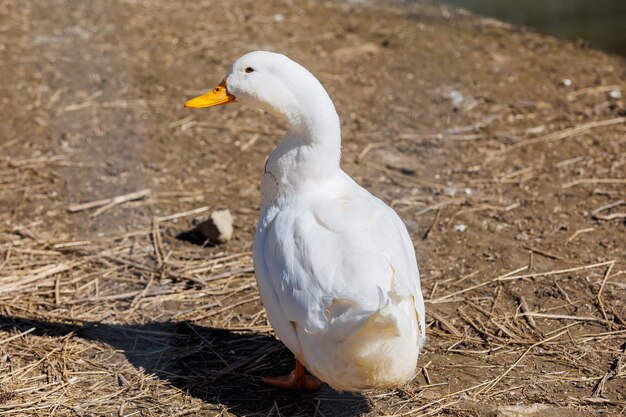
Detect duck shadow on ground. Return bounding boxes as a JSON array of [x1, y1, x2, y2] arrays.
[[176, 229, 214, 246], [0, 316, 370, 416]]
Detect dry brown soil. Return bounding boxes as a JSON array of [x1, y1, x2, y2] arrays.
[[0, 0, 625, 416]]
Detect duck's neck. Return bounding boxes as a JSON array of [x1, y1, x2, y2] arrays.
[[262, 99, 342, 205], [285, 98, 341, 161]]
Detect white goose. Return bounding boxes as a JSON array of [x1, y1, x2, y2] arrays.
[[186, 51, 425, 392]]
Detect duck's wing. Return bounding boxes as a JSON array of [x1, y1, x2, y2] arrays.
[[312, 176, 426, 337], [382, 198, 426, 336]]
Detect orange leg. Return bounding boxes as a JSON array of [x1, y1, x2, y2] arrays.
[[261, 359, 322, 390]]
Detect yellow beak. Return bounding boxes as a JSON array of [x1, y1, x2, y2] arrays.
[[185, 79, 235, 108]]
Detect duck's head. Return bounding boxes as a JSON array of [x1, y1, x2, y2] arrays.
[[185, 51, 339, 135]]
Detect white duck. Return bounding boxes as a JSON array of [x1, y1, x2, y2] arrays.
[[186, 51, 425, 392]]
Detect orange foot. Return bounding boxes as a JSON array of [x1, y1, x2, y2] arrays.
[[261, 359, 322, 390]]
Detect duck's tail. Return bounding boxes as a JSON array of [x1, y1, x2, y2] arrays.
[[300, 294, 424, 392]]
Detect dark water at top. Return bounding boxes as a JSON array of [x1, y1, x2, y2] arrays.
[[435, 0, 626, 57]]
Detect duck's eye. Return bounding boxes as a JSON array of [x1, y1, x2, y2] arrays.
[[245, 67, 254, 74]]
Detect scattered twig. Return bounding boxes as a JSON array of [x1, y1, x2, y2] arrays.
[[566, 85, 621, 101], [563, 179, 626, 189], [0, 328, 35, 345], [567, 227, 594, 243], [591, 200, 626, 220], [517, 295, 543, 336], [0, 263, 71, 294], [523, 246, 565, 260], [152, 217, 165, 267], [427, 310, 462, 337], [67, 189, 151, 216], [157, 206, 210, 222], [499, 117, 626, 153], [597, 261, 616, 330], [422, 208, 441, 240], [496, 261, 615, 282], [515, 312, 605, 323]]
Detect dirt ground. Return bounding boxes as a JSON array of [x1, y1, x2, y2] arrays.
[[0, 0, 625, 416]]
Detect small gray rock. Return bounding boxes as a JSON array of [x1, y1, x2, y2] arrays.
[[196, 209, 234, 244], [453, 224, 467, 233]]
